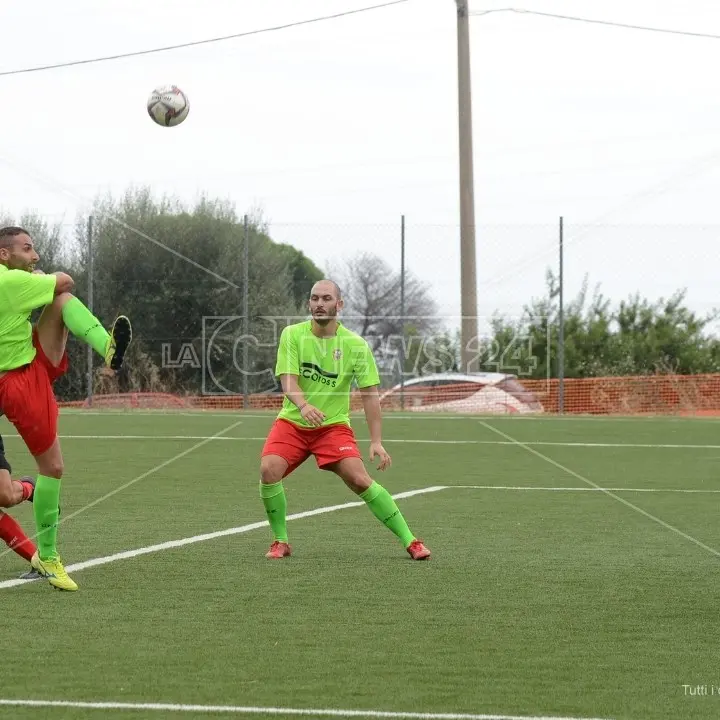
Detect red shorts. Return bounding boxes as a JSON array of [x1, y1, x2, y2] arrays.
[[261, 418, 362, 477], [0, 330, 68, 457]]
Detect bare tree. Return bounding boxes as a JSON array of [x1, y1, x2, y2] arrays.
[[332, 252, 438, 340], [329, 253, 450, 383], [0, 212, 69, 270]]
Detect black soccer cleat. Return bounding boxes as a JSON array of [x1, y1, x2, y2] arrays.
[[18, 567, 43, 581], [105, 315, 132, 373]]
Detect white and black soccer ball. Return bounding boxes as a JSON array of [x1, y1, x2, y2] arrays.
[[147, 85, 189, 127]]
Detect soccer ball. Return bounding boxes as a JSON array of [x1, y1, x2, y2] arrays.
[[147, 85, 190, 127]]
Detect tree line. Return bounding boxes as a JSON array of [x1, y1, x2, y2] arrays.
[[489, 270, 720, 379], [2, 189, 718, 402]]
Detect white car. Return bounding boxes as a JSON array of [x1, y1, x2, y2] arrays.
[[379, 372, 544, 414]]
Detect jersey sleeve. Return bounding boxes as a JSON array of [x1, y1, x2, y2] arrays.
[[353, 341, 380, 388], [0, 271, 56, 315], [275, 326, 299, 376]]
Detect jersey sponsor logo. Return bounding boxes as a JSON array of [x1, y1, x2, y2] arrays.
[[301, 362, 338, 387]]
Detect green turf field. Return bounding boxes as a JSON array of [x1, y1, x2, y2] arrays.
[[0, 410, 718, 720]]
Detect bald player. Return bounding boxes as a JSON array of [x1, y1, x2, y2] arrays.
[[258, 279, 431, 560]]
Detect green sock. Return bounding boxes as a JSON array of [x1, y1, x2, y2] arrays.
[[61, 297, 111, 358], [33, 475, 61, 561], [360, 481, 415, 547], [260, 481, 288, 543]]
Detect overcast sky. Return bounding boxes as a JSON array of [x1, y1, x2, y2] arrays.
[[1, 0, 719, 332]]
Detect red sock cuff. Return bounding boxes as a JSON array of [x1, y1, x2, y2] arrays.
[[0, 512, 36, 563]]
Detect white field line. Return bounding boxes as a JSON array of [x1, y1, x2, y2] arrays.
[[4, 434, 720, 450], [0, 699, 613, 720], [479, 421, 720, 560], [452, 485, 720, 494], [3, 479, 716, 589], [57, 408, 720, 423], [0, 487, 445, 590], [0, 420, 244, 564]]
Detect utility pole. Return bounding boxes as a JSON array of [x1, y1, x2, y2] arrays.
[[243, 215, 250, 409], [87, 215, 94, 405], [400, 215, 406, 410], [558, 217, 565, 414], [456, 0, 479, 372]]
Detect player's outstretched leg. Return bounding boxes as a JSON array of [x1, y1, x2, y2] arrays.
[[38, 294, 132, 374], [333, 459, 431, 560], [0, 510, 37, 565], [60, 297, 132, 372], [0, 464, 43, 577], [260, 455, 291, 559]]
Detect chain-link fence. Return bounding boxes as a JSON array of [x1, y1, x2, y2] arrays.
[[7, 212, 719, 414]]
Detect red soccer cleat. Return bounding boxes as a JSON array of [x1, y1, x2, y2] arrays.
[[265, 541, 292, 559], [406, 539, 431, 561]]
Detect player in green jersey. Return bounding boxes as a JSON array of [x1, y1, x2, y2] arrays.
[[259, 279, 431, 560], [0, 226, 132, 590]]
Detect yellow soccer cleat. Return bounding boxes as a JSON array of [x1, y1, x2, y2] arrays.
[[31, 552, 78, 592], [104, 315, 132, 373]]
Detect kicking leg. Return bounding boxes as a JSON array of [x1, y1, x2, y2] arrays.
[[36, 292, 131, 372], [35, 293, 70, 367], [328, 457, 431, 560]]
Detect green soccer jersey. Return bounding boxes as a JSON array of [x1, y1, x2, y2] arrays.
[[275, 320, 380, 427], [0, 266, 57, 371]]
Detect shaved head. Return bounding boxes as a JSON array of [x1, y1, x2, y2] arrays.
[[309, 279, 343, 329], [310, 279, 342, 301]]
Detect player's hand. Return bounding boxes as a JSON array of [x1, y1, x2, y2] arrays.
[[300, 403, 325, 427], [369, 442, 391, 471]]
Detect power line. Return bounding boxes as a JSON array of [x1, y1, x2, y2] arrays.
[[481, 147, 720, 289], [470, 7, 720, 40], [0, 0, 412, 78]]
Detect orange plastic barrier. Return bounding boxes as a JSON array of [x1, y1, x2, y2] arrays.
[[521, 375, 720, 415], [58, 373, 720, 416]]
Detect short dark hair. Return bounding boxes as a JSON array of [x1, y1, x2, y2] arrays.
[[0, 226, 30, 250], [0, 226, 30, 238]]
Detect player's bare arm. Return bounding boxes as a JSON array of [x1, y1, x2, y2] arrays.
[[280, 373, 325, 427], [359, 385, 391, 471]]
